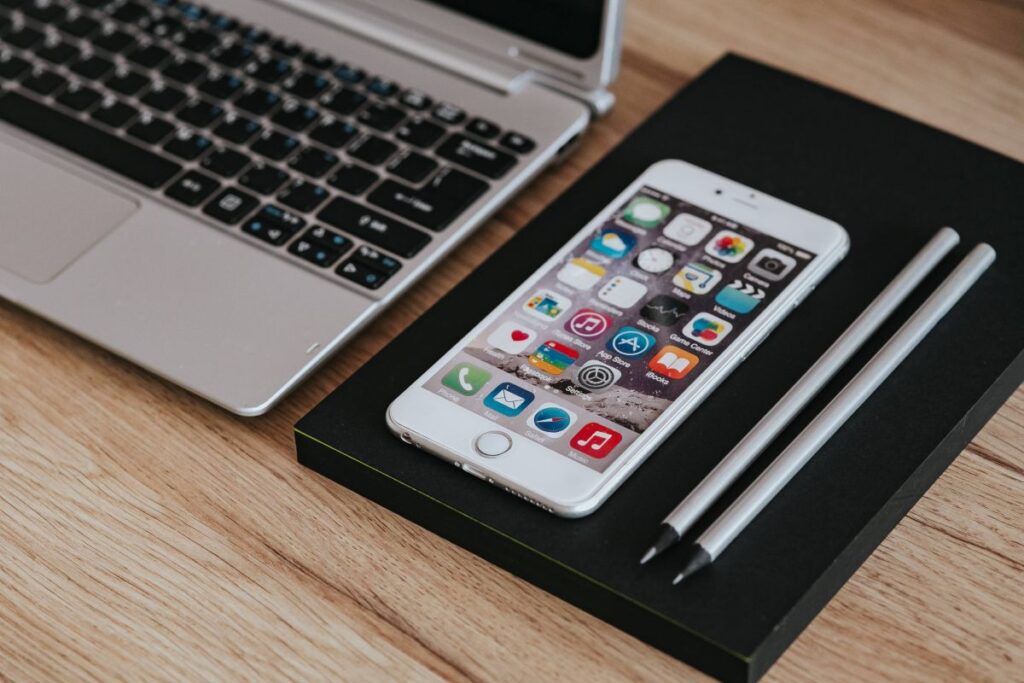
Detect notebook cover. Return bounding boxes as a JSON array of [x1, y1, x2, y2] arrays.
[[295, 54, 1024, 681]]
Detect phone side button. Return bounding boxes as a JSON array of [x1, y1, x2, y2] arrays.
[[474, 431, 512, 457], [461, 463, 489, 480]]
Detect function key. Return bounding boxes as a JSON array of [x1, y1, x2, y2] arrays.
[[211, 41, 253, 68], [435, 133, 515, 179], [333, 63, 365, 83], [465, 117, 500, 139], [141, 82, 187, 111], [387, 151, 437, 183], [366, 76, 398, 98], [250, 129, 299, 161], [270, 37, 302, 58], [234, 87, 280, 116], [277, 178, 329, 212], [213, 111, 260, 143], [163, 128, 212, 160], [200, 147, 250, 178], [202, 187, 259, 224], [208, 13, 237, 31], [432, 101, 465, 125], [399, 89, 432, 111], [241, 204, 305, 245], [284, 71, 329, 99], [499, 132, 535, 155], [288, 146, 338, 178], [164, 169, 220, 206], [357, 102, 404, 131], [289, 234, 343, 268], [306, 224, 353, 252], [237, 26, 270, 45], [177, 3, 206, 22], [246, 55, 292, 84], [301, 50, 333, 71], [347, 134, 396, 165], [336, 255, 393, 290], [239, 163, 289, 194], [327, 163, 378, 196], [351, 244, 401, 275], [308, 117, 357, 149], [317, 196, 429, 258]]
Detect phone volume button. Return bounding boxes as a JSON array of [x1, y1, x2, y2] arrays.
[[461, 463, 489, 480]]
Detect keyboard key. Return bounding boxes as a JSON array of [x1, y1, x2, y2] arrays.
[[428, 166, 488, 203], [435, 133, 515, 179], [301, 50, 333, 71], [176, 99, 223, 127], [0, 90, 180, 188], [288, 146, 337, 178], [110, 0, 147, 23], [177, 3, 206, 21], [366, 76, 397, 98], [272, 100, 318, 132], [211, 41, 253, 68], [239, 163, 288, 194], [277, 179, 328, 212], [164, 128, 212, 160], [350, 244, 401, 275], [235, 87, 280, 115], [56, 82, 101, 111], [317, 196, 429, 257], [140, 82, 186, 111], [58, 13, 101, 38], [357, 102, 404, 131], [127, 113, 175, 144], [238, 26, 270, 45], [499, 131, 535, 154], [0, 51, 30, 79], [93, 25, 135, 53], [24, 0, 66, 22], [289, 236, 342, 267], [336, 257, 390, 289], [5, 25, 44, 49], [387, 151, 437, 183], [399, 89, 432, 111], [106, 67, 149, 95], [395, 116, 444, 148], [269, 37, 301, 58], [198, 73, 243, 100], [146, 16, 183, 40], [283, 71, 329, 99], [127, 43, 170, 68], [242, 204, 304, 245], [432, 101, 465, 125], [250, 129, 299, 161], [164, 169, 219, 206], [175, 27, 216, 53], [201, 147, 250, 177], [308, 118, 357, 148], [202, 187, 259, 224], [347, 134, 396, 165], [333, 63, 364, 83], [368, 179, 463, 231], [320, 87, 365, 116], [465, 117, 500, 139], [91, 96, 137, 127], [213, 112, 260, 143], [22, 67, 67, 95], [162, 55, 204, 84], [37, 37, 80, 65], [305, 224, 352, 252], [328, 163, 377, 195], [246, 55, 291, 84], [69, 54, 114, 79], [207, 14, 237, 32]]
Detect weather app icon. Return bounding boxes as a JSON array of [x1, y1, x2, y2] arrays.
[[590, 227, 637, 259]]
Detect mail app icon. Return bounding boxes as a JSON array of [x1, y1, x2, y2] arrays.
[[483, 382, 535, 417]]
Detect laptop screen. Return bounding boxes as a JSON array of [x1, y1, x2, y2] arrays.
[[423, 1, 605, 59]]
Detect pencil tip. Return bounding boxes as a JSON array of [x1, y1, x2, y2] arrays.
[[639, 525, 681, 565], [640, 547, 657, 565], [672, 544, 712, 586]]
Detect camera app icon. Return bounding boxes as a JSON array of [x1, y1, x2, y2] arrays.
[[748, 248, 797, 281]]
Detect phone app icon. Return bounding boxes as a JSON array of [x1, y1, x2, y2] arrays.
[[715, 280, 765, 314], [648, 345, 700, 380], [634, 247, 675, 274], [528, 340, 580, 375], [607, 326, 657, 358], [672, 262, 722, 294], [622, 196, 670, 229], [597, 276, 648, 309], [706, 230, 754, 263], [575, 360, 621, 392], [486, 321, 537, 354], [683, 313, 733, 346], [523, 289, 572, 322], [529, 403, 578, 435], [557, 257, 606, 290], [565, 308, 613, 339], [442, 363, 491, 396], [748, 248, 797, 281], [483, 382, 535, 416], [641, 294, 689, 325], [663, 213, 712, 246], [590, 227, 637, 259], [571, 422, 623, 459]]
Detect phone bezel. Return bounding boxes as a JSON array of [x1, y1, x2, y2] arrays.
[[387, 159, 849, 516]]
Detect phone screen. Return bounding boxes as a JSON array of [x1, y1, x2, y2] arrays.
[[422, 186, 817, 471]]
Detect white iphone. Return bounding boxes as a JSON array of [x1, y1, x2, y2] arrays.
[[387, 160, 849, 517]]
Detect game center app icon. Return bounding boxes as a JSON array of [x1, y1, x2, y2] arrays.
[[748, 248, 798, 281], [672, 262, 722, 294], [441, 363, 491, 396], [483, 382, 534, 416], [622, 196, 670, 229], [528, 340, 580, 375], [648, 346, 699, 380], [571, 423, 623, 459], [706, 230, 754, 263], [683, 312, 733, 346], [575, 360, 621, 391], [607, 326, 656, 358], [565, 308, 613, 339], [529, 403, 578, 435], [715, 280, 765, 314], [590, 227, 637, 259], [663, 213, 712, 246], [557, 257, 606, 290], [597, 276, 648, 308], [486, 321, 537, 354], [641, 294, 689, 325], [523, 289, 571, 322]]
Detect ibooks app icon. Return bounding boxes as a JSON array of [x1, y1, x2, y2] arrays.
[[648, 346, 700, 380]]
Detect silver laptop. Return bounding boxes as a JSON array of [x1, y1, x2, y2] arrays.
[[0, 0, 624, 414]]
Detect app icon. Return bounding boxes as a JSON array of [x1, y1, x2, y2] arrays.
[[486, 321, 537, 354], [663, 213, 712, 246], [483, 382, 535, 416], [648, 345, 700, 380], [523, 289, 572, 322], [529, 403, 578, 435], [705, 230, 754, 263], [571, 423, 623, 459], [672, 262, 722, 294], [597, 276, 648, 309], [622, 196, 670, 229], [556, 257, 606, 290], [683, 313, 733, 346], [634, 247, 675, 274], [565, 308, 613, 339], [528, 340, 580, 375], [641, 295, 689, 325], [442, 363, 491, 396], [715, 280, 765, 314], [607, 326, 657, 358], [748, 248, 797, 281], [575, 360, 621, 392], [589, 227, 637, 259]]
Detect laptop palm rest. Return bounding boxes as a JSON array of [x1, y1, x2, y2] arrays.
[[0, 139, 139, 284]]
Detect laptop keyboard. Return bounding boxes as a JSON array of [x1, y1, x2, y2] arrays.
[[0, 0, 538, 290]]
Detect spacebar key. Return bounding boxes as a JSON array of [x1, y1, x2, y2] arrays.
[[0, 91, 182, 189]]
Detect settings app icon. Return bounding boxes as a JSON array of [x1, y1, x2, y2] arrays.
[[575, 360, 622, 392]]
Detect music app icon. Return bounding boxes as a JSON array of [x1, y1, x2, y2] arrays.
[[564, 308, 613, 339], [570, 423, 623, 459]]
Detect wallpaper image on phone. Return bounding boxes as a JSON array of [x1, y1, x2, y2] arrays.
[[423, 186, 816, 471]]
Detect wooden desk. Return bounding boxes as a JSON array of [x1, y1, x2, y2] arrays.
[[2, 1, 1021, 680]]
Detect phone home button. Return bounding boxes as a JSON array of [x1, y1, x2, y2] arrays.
[[474, 431, 512, 457]]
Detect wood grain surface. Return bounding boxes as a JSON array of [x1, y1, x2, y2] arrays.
[[2, 0, 1022, 680]]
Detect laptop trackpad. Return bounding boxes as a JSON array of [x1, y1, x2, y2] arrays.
[[0, 140, 139, 284]]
